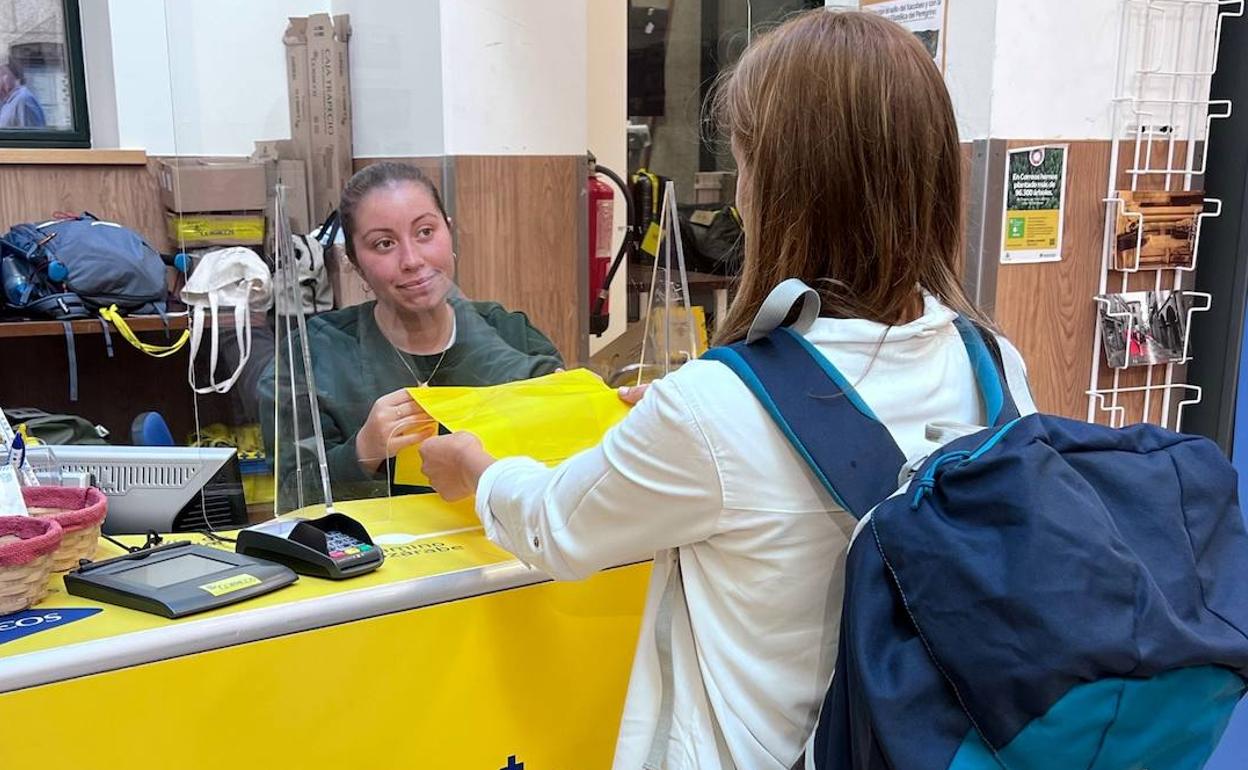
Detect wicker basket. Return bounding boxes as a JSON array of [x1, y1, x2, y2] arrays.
[[23, 487, 108, 573], [0, 516, 63, 615]]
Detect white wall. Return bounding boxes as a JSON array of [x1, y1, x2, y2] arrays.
[[825, 0, 1179, 142], [102, 0, 175, 152], [439, 0, 588, 155], [95, 0, 589, 156], [97, 0, 327, 154], [986, 0, 1217, 141], [822, 0, 998, 139], [91, 0, 1215, 155], [989, 0, 1120, 139], [943, 0, 997, 140], [79, 0, 119, 148], [333, 0, 444, 157], [163, 0, 327, 155], [98, 0, 442, 156]]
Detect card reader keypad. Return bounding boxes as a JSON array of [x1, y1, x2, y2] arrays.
[[325, 530, 373, 561]]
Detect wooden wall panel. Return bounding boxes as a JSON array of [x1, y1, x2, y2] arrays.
[[0, 160, 170, 251], [0, 155, 450, 261], [991, 138, 1207, 427], [993, 141, 1112, 420], [0, 331, 239, 444], [450, 155, 584, 365]]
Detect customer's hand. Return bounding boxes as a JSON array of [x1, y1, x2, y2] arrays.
[[356, 388, 436, 473], [618, 384, 651, 406], [419, 432, 496, 502]]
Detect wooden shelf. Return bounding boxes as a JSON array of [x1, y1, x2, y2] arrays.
[[0, 313, 189, 339], [0, 149, 148, 166]]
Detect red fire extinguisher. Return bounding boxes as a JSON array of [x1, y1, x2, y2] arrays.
[[588, 173, 614, 333], [588, 152, 635, 336]]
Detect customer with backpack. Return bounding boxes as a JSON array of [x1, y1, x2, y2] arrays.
[[418, 11, 1037, 768]]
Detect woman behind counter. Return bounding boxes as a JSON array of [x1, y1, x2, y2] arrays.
[[262, 162, 563, 501]]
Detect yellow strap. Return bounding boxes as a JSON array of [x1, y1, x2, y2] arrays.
[[630, 169, 665, 257], [16, 424, 42, 447], [631, 169, 663, 217], [99, 305, 190, 358]]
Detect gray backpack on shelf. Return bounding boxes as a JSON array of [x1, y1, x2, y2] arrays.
[[33, 213, 169, 315]]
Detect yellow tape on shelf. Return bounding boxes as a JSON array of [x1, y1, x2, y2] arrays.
[[99, 305, 190, 358]]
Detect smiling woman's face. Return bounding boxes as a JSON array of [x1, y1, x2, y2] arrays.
[[350, 181, 455, 316]]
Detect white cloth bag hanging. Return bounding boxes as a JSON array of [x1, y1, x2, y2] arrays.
[[180, 247, 273, 394]]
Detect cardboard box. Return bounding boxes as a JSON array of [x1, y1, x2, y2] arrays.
[[276, 160, 311, 235], [283, 18, 314, 212], [324, 242, 371, 309], [255, 159, 312, 255], [157, 158, 268, 214], [252, 138, 300, 162], [307, 14, 338, 224], [167, 212, 266, 249], [332, 14, 354, 197], [284, 14, 353, 226], [252, 140, 313, 238]]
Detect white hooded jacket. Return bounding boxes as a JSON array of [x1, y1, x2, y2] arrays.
[[476, 293, 1035, 770]]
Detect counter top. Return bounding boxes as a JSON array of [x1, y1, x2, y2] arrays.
[[0, 494, 558, 693]]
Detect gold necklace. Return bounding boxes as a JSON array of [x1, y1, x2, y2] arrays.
[[392, 344, 448, 388], [381, 306, 454, 387]]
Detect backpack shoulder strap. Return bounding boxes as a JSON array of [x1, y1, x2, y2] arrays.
[[704, 325, 905, 519], [952, 315, 1020, 426], [704, 283, 1025, 518]]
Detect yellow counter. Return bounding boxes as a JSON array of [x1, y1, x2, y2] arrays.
[[0, 495, 650, 770]]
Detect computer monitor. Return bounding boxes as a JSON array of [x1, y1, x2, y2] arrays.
[[26, 446, 248, 535]]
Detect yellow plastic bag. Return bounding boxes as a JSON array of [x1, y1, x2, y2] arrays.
[[394, 369, 631, 487]]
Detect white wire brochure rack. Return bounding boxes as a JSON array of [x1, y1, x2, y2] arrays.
[[1085, 0, 1242, 432]]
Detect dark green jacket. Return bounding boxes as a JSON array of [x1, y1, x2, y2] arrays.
[[260, 298, 562, 506]]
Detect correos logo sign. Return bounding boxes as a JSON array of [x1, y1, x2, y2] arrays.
[[0, 612, 63, 631], [0, 608, 101, 645]]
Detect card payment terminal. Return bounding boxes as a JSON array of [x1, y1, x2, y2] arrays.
[[235, 512, 383, 580]]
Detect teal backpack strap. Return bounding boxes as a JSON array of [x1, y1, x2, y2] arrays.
[[952, 315, 1019, 426]]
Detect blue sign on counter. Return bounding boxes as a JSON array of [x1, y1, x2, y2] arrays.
[[0, 608, 101, 645]]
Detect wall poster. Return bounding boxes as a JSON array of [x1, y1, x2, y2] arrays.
[[1001, 144, 1069, 265], [859, 0, 948, 69]]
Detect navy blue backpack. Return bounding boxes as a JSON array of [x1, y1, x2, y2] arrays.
[[0, 222, 88, 320], [704, 283, 1248, 770]]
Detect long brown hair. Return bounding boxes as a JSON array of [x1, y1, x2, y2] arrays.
[[711, 10, 982, 345]]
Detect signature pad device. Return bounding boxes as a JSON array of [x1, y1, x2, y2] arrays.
[[235, 512, 383, 580], [64, 541, 297, 618]]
